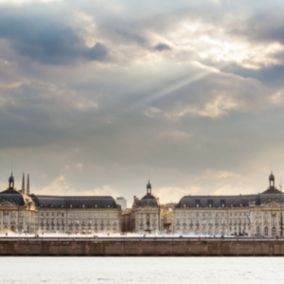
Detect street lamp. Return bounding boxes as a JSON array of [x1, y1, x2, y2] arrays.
[[280, 184, 283, 238]]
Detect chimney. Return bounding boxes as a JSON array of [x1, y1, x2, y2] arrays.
[[21, 173, 25, 194], [27, 174, 30, 195]]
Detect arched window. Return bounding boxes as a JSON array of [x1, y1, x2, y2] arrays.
[[264, 226, 269, 237], [256, 226, 260, 236], [272, 227, 277, 238]]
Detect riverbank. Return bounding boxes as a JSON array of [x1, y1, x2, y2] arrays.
[[0, 238, 283, 256]]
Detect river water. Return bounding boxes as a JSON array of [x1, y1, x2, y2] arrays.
[[0, 257, 283, 283]]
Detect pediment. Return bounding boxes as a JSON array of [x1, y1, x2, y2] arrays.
[[0, 200, 18, 208], [261, 200, 282, 208]]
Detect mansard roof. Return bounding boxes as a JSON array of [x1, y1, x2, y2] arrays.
[[0, 188, 30, 207], [1, 187, 20, 195], [31, 195, 120, 209], [262, 186, 282, 194], [176, 192, 284, 208], [133, 193, 159, 208], [0, 193, 25, 206]]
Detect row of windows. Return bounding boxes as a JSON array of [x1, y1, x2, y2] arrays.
[[40, 217, 118, 221], [256, 226, 278, 237], [40, 220, 118, 226], [176, 221, 250, 226], [176, 211, 284, 219], [255, 220, 282, 226], [175, 219, 250, 225], [136, 213, 158, 217], [40, 224, 118, 231], [176, 223, 248, 229], [40, 212, 118, 218], [40, 212, 64, 217], [176, 212, 250, 218], [255, 214, 279, 217]]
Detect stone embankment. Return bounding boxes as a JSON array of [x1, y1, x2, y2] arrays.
[[0, 238, 283, 256]]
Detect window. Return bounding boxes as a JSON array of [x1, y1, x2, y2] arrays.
[[208, 199, 213, 207], [264, 226, 269, 237], [272, 227, 277, 237]]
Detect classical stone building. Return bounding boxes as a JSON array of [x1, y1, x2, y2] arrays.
[[0, 174, 121, 234], [32, 195, 121, 234], [174, 173, 284, 238], [1, 172, 284, 237], [0, 173, 36, 233], [132, 181, 160, 233]]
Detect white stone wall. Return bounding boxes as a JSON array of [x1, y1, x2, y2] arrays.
[[0, 207, 36, 233], [36, 208, 121, 234], [174, 208, 251, 236], [134, 208, 160, 233], [173, 202, 284, 237], [251, 203, 284, 237]]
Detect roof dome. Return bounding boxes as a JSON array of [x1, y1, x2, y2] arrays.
[[269, 172, 275, 181], [135, 193, 159, 208], [0, 194, 25, 206]]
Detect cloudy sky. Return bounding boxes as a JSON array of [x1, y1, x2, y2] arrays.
[[0, 0, 284, 205]]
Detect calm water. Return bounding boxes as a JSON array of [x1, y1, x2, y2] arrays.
[[0, 257, 283, 283]]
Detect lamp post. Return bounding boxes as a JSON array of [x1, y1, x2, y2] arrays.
[[280, 184, 283, 238]]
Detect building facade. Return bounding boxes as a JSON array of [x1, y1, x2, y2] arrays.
[[0, 172, 284, 237], [0, 174, 36, 233], [174, 173, 284, 238], [132, 181, 160, 233], [32, 195, 121, 234], [0, 174, 121, 234]]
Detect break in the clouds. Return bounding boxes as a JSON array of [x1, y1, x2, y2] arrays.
[[0, 0, 284, 205]]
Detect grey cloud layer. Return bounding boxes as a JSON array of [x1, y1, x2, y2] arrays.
[[0, 6, 108, 64]]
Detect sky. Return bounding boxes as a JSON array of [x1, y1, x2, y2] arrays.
[[0, 0, 284, 206]]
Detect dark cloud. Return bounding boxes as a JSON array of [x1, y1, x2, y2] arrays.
[[220, 62, 284, 89], [114, 27, 148, 46], [0, 7, 108, 65], [154, 43, 171, 52], [230, 11, 284, 45], [84, 43, 108, 61]]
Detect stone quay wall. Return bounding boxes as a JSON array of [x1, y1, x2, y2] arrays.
[[0, 238, 284, 256]]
